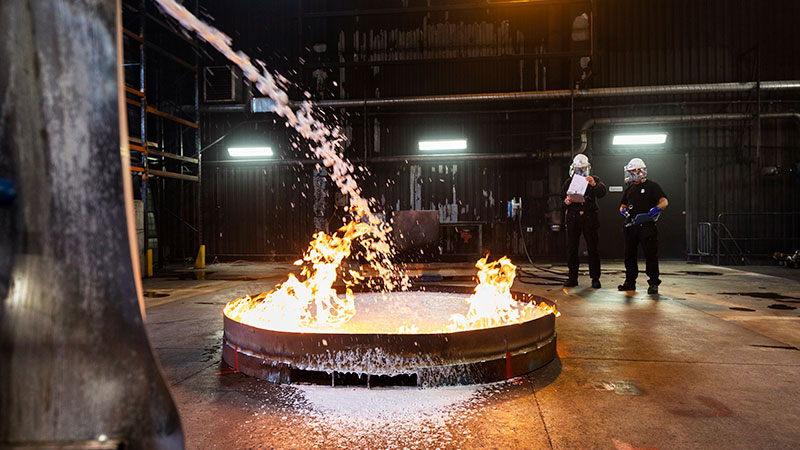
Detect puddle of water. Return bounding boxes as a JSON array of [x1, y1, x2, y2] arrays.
[[751, 344, 799, 350], [729, 307, 755, 312], [587, 380, 642, 396], [767, 304, 797, 310], [719, 292, 800, 302]]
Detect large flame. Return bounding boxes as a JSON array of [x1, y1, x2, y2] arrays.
[[225, 242, 558, 334], [223, 218, 370, 332]]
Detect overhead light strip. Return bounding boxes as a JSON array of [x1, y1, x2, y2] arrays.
[[418, 139, 468, 152], [228, 147, 274, 157], [612, 134, 667, 146]]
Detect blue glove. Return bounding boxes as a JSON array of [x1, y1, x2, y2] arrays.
[[648, 206, 662, 217], [620, 207, 630, 218]]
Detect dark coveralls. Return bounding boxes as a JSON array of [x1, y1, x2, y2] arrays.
[[620, 180, 667, 287], [562, 175, 607, 282]]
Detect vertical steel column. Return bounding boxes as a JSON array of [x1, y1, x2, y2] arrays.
[[755, 46, 761, 162], [194, 0, 203, 252], [139, 0, 148, 269]]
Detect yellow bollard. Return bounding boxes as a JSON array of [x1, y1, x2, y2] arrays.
[[146, 249, 153, 277], [195, 244, 206, 269]]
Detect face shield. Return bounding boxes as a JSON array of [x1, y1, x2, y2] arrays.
[[624, 167, 647, 184], [569, 163, 591, 177]]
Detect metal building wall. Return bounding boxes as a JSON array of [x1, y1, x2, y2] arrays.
[[203, 163, 317, 259], [198, 0, 800, 261], [596, 0, 800, 86], [681, 118, 800, 259]]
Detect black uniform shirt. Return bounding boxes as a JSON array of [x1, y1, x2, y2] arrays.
[[562, 175, 607, 213], [621, 180, 667, 217]]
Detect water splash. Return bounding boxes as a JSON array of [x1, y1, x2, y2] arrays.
[[153, 0, 407, 290]]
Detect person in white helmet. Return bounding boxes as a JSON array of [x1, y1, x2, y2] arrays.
[[618, 158, 669, 294], [562, 153, 607, 288]]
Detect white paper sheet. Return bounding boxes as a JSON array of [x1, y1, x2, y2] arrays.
[[567, 175, 589, 202]]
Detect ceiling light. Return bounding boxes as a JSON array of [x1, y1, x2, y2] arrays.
[[612, 134, 667, 146], [228, 147, 273, 157], [418, 139, 468, 152]]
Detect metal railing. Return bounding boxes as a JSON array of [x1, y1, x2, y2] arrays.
[[692, 212, 800, 265], [697, 222, 712, 256]]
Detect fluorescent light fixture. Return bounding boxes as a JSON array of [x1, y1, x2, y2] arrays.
[[418, 139, 468, 152], [228, 146, 273, 157], [612, 133, 667, 146]]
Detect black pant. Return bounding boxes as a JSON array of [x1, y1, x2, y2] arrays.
[[623, 222, 660, 286], [565, 210, 601, 280]]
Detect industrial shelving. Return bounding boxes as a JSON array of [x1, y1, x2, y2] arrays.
[[122, 0, 202, 270]]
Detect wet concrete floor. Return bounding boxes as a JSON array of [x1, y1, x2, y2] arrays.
[[143, 261, 800, 449]]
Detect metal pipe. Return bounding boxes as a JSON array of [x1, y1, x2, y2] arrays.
[[201, 81, 800, 115], [576, 112, 800, 154], [199, 104, 248, 113], [308, 81, 800, 109], [203, 150, 572, 166]]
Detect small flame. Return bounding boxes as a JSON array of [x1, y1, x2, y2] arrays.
[[224, 218, 370, 332], [444, 256, 558, 332]]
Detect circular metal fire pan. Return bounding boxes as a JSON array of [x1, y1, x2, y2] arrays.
[[222, 285, 557, 387]]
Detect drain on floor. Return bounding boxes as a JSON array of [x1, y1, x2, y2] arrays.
[[719, 292, 800, 303], [587, 380, 642, 396], [767, 304, 797, 310], [729, 307, 755, 312]]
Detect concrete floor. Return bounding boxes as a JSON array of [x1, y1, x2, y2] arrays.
[[143, 261, 800, 450]]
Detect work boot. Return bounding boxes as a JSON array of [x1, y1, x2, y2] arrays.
[[647, 284, 659, 294], [617, 282, 636, 291], [563, 278, 578, 287], [591, 279, 601, 289]]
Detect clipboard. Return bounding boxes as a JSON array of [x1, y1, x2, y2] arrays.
[[625, 212, 661, 227], [567, 175, 589, 203]]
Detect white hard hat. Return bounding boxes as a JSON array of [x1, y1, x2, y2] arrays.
[[572, 154, 590, 168], [625, 158, 646, 171]]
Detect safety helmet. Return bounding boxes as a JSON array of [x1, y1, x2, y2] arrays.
[[569, 154, 591, 177], [624, 158, 647, 183], [625, 158, 646, 171]]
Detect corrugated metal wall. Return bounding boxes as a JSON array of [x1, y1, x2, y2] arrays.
[[596, 0, 800, 86], [197, 0, 800, 261], [203, 164, 317, 259]]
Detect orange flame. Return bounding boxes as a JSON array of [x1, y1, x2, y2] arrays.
[[225, 233, 558, 334], [223, 219, 370, 332], [445, 256, 559, 332]]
